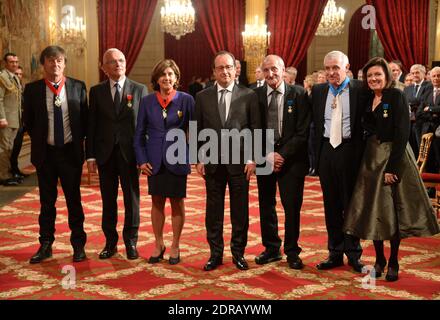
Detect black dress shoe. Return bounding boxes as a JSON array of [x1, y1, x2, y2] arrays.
[[203, 257, 223, 271], [12, 173, 25, 181], [30, 243, 52, 264], [233, 256, 249, 270], [287, 255, 304, 270], [372, 258, 387, 278], [348, 258, 365, 273], [2, 178, 20, 186], [73, 247, 87, 262], [385, 264, 399, 282], [255, 251, 282, 265], [316, 256, 344, 270], [99, 246, 117, 259], [126, 245, 139, 260], [148, 246, 166, 264]]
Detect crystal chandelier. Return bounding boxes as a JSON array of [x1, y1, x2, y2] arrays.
[[316, 0, 346, 37], [160, 0, 195, 40], [242, 15, 271, 58], [49, 5, 87, 56]]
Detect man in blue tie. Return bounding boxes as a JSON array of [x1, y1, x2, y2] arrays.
[[23, 46, 88, 264]]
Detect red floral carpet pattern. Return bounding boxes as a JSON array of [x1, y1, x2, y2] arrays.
[[1, 168, 439, 300]]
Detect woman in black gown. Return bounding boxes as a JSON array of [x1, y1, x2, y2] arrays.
[[344, 57, 440, 282]]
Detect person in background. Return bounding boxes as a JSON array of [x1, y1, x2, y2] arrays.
[[284, 66, 298, 86], [344, 57, 440, 282], [134, 59, 194, 265], [10, 65, 28, 180], [0, 53, 22, 186]]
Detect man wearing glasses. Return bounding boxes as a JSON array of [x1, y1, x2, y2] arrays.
[[195, 51, 260, 271], [87, 48, 148, 261]]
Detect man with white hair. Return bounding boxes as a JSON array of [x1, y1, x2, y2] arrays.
[[404, 64, 433, 155], [421, 67, 440, 171], [310, 51, 365, 272], [87, 48, 148, 260], [284, 66, 298, 86]]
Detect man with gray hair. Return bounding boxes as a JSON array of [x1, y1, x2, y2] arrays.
[[254, 55, 310, 269], [404, 64, 433, 155], [87, 48, 148, 260], [284, 66, 298, 86], [310, 50, 365, 272]]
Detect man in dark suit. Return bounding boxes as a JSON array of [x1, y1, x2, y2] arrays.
[[235, 59, 249, 87], [249, 66, 265, 90], [254, 55, 311, 269], [311, 51, 364, 272], [421, 67, 440, 171], [87, 48, 148, 260], [195, 51, 260, 271], [404, 64, 432, 156], [23, 46, 88, 264]]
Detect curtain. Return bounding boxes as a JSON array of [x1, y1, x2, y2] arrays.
[[194, 0, 246, 60], [267, 0, 328, 68], [348, 5, 372, 78], [97, 0, 158, 81], [367, 0, 429, 70], [164, 19, 214, 92]]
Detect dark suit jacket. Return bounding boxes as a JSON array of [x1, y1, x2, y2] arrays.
[[133, 91, 194, 175], [195, 84, 261, 175], [86, 78, 148, 165], [404, 81, 432, 109], [363, 88, 410, 176], [23, 77, 88, 169], [255, 82, 311, 177], [416, 85, 440, 135], [311, 79, 366, 174]]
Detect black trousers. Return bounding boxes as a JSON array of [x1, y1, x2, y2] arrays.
[[98, 144, 140, 248], [318, 140, 362, 260], [257, 168, 304, 258], [36, 143, 86, 248], [10, 126, 25, 173], [205, 165, 249, 258]]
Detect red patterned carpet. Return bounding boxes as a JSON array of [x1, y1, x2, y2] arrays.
[[0, 168, 439, 300]]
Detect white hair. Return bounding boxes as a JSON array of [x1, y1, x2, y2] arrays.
[[410, 64, 426, 74], [324, 51, 349, 68], [102, 48, 125, 63], [431, 66, 440, 75]]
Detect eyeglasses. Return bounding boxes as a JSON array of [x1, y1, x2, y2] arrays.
[[105, 59, 126, 66], [215, 65, 234, 72]]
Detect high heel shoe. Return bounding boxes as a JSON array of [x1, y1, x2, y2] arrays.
[[385, 264, 399, 282], [372, 258, 387, 278], [169, 253, 180, 265], [148, 246, 166, 264]]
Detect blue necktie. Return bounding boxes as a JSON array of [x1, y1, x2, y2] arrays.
[[53, 84, 64, 147]]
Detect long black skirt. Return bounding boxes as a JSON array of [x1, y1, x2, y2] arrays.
[[344, 136, 440, 240]]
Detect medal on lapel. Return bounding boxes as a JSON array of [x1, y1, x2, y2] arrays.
[[177, 110, 183, 119], [156, 90, 177, 120], [45, 77, 66, 108], [383, 104, 389, 118], [287, 100, 294, 113], [54, 96, 62, 107], [127, 94, 133, 108]]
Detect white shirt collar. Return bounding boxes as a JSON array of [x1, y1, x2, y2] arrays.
[[110, 76, 126, 89], [217, 81, 235, 93], [267, 82, 285, 96]]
